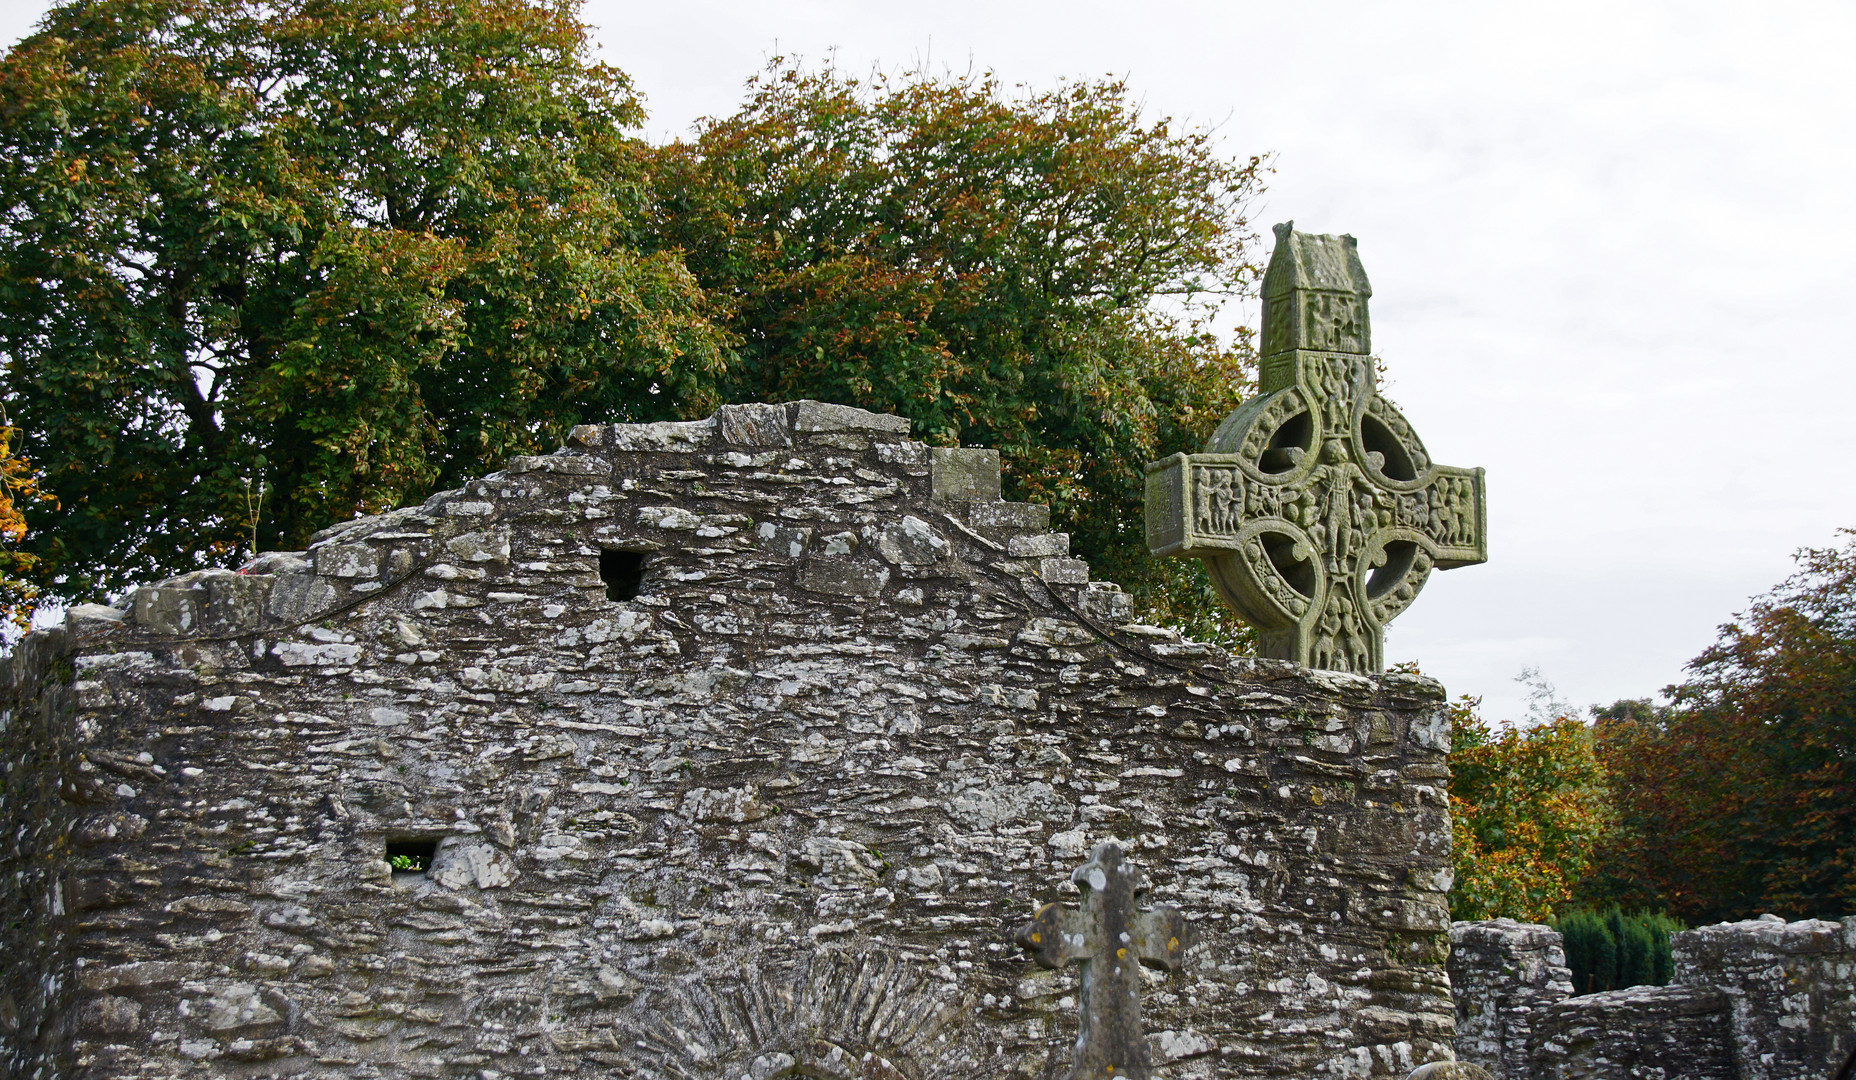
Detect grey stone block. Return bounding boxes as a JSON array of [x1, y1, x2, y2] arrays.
[[129, 570, 271, 636], [504, 453, 612, 476], [877, 517, 949, 565], [795, 560, 890, 597], [315, 543, 380, 579], [792, 400, 911, 435], [969, 500, 1050, 530], [131, 583, 198, 636], [266, 573, 339, 623], [930, 447, 1001, 503], [716, 403, 794, 447], [1039, 557, 1089, 584], [64, 604, 125, 633], [1006, 533, 1069, 558], [608, 418, 715, 452], [1080, 583, 1132, 623]]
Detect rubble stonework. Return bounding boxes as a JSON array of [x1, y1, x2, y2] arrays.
[[1451, 916, 1856, 1080], [1531, 983, 1736, 1080], [1446, 919, 1573, 1080], [1, 401, 1458, 1079], [1674, 916, 1856, 1080]]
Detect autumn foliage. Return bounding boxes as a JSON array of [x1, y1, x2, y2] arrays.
[[1446, 693, 1611, 923], [0, 3, 1263, 644], [0, 0, 723, 599], [0, 415, 52, 629], [1446, 535, 1856, 926], [1587, 533, 1856, 924]]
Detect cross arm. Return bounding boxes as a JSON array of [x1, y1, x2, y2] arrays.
[[1127, 907, 1193, 972], [1403, 465, 1486, 569], [1017, 902, 1094, 970]]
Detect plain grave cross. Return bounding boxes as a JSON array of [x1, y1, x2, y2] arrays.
[[1144, 222, 1488, 673], [1017, 842, 1193, 1079]]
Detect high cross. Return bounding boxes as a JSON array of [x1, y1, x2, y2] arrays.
[[1143, 223, 1487, 673], [1016, 843, 1192, 1080]]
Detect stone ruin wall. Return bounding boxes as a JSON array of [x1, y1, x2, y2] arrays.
[[0, 400, 1459, 1080], [1447, 919, 1572, 1080], [1450, 916, 1856, 1080]]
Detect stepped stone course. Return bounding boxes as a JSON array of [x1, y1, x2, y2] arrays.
[[1674, 916, 1856, 1080], [3, 400, 1459, 1079]]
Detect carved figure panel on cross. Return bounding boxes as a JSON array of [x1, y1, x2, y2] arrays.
[[1144, 223, 1487, 673], [1017, 843, 1192, 1080]]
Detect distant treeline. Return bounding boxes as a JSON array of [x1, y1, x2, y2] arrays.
[[1447, 531, 1856, 934]]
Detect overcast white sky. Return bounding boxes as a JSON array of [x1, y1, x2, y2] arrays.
[[6, 1, 1853, 722]]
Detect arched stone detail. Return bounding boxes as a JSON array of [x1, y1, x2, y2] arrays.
[[612, 951, 982, 1080]]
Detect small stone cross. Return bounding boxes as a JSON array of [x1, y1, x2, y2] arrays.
[[1016, 843, 1193, 1080], [1144, 223, 1487, 673]]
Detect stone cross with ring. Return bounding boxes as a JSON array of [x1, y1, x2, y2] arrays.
[[1143, 222, 1488, 673], [1017, 842, 1193, 1079]]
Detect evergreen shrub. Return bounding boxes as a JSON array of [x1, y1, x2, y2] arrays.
[[1554, 907, 1681, 994]]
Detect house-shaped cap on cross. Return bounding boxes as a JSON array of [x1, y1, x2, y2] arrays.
[[1259, 221, 1373, 370], [1016, 843, 1193, 1080], [1142, 223, 1487, 673]]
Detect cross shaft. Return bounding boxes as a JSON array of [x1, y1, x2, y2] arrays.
[[1017, 843, 1191, 1079]]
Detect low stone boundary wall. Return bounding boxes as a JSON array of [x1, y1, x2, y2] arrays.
[[1677, 917, 1856, 1080], [1450, 915, 1856, 1080], [1531, 984, 1735, 1080]]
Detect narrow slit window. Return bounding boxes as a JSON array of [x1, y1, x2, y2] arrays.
[[385, 838, 438, 875], [600, 549, 648, 601]]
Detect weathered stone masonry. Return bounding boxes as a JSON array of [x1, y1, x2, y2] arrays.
[[1450, 916, 1856, 1080], [3, 400, 1458, 1080]]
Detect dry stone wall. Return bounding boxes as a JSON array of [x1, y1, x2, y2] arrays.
[[2, 401, 1459, 1080], [1447, 919, 1573, 1080], [1675, 916, 1856, 1080], [1529, 983, 1736, 1080], [1450, 916, 1856, 1080]]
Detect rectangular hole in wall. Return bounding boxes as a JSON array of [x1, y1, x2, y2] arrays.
[[385, 838, 438, 875], [600, 549, 648, 601]]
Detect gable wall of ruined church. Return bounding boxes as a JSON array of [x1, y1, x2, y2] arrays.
[[2, 401, 1456, 1080]]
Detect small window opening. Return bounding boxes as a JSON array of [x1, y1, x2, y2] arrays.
[[600, 549, 648, 601], [385, 838, 438, 875]]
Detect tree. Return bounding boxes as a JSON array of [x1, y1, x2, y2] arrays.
[[1556, 907, 1679, 995], [1447, 692, 1613, 923], [0, 410, 52, 630], [1592, 533, 1856, 923], [649, 62, 1267, 633], [0, 0, 725, 601], [1582, 697, 1766, 921]]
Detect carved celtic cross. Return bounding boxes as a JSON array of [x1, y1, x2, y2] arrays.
[[1016, 843, 1192, 1079], [1144, 223, 1487, 673]]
